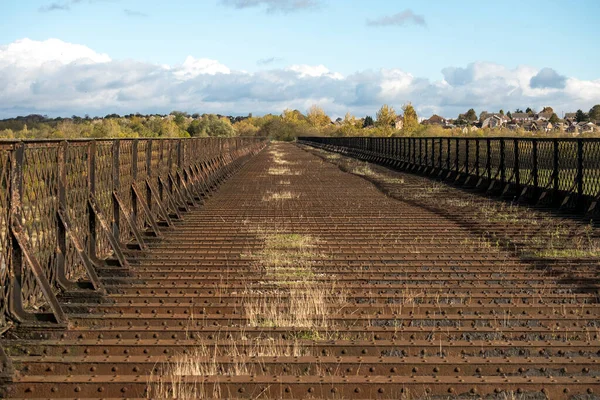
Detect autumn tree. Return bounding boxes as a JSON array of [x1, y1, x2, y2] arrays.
[[541, 106, 554, 114], [307, 105, 331, 129], [337, 113, 362, 136], [376, 105, 397, 128], [233, 118, 260, 136], [402, 103, 419, 133]]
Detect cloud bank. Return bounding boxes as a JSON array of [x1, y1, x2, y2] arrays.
[[1, 38, 599, 119]]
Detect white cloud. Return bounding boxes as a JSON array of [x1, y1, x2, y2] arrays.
[[1, 38, 599, 119], [287, 64, 343, 80], [0, 38, 110, 69], [173, 56, 231, 79]]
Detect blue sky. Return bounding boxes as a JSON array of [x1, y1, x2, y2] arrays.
[[1, 0, 600, 118]]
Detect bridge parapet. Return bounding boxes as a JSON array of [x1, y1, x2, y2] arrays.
[[0, 137, 267, 331]]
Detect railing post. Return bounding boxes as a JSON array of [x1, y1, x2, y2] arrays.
[[455, 138, 460, 175], [146, 139, 153, 214], [8, 142, 25, 319], [532, 140, 539, 198], [419, 138, 423, 167], [438, 139, 442, 169], [88, 140, 97, 258], [475, 139, 480, 178], [514, 139, 520, 195], [486, 139, 492, 181], [112, 140, 121, 240], [413, 138, 417, 166], [177, 139, 184, 189], [553, 139, 559, 202], [57, 141, 67, 282], [577, 139, 584, 206], [499, 138, 506, 185], [131, 139, 138, 226], [465, 139, 469, 174], [446, 139, 451, 172]]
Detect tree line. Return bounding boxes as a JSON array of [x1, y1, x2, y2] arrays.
[[1, 103, 599, 141]]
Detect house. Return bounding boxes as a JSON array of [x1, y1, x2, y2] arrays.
[[480, 112, 509, 123], [481, 115, 507, 129], [511, 113, 534, 123], [536, 112, 553, 121], [523, 121, 552, 133], [422, 114, 447, 126], [577, 121, 598, 133], [564, 113, 577, 123], [536, 121, 554, 133], [395, 116, 404, 130]]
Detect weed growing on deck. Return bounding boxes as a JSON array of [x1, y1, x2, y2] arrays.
[[262, 191, 298, 201]]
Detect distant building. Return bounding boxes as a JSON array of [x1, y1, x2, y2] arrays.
[[422, 114, 447, 126], [511, 113, 534, 122], [564, 112, 577, 123], [577, 121, 598, 134], [481, 115, 507, 129]]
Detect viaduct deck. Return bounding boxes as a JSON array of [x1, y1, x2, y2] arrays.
[[1, 142, 600, 399]]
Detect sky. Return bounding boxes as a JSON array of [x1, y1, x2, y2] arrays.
[[1, 0, 600, 119]]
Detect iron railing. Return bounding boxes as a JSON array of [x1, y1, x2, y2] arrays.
[[0, 137, 266, 330], [298, 136, 600, 213]]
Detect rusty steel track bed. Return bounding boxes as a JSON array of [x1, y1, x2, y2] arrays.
[[1, 142, 600, 399]]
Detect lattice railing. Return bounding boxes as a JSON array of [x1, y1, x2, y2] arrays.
[[299, 136, 600, 212], [0, 137, 266, 331]]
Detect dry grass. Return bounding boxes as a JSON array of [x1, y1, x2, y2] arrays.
[[149, 227, 344, 399], [242, 232, 345, 329], [244, 284, 345, 328], [262, 191, 298, 201], [148, 338, 307, 399], [268, 167, 302, 176], [352, 162, 404, 184]]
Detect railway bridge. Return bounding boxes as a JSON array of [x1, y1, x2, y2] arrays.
[[0, 137, 599, 399]]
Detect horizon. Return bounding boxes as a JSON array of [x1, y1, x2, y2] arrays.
[[1, 0, 599, 119]]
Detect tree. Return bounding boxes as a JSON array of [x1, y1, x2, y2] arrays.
[[576, 109, 588, 123], [337, 113, 361, 136], [588, 104, 600, 122], [515, 109, 523, 114], [541, 106, 554, 114], [402, 103, 419, 133], [525, 107, 535, 115], [549, 113, 559, 124], [507, 111, 512, 119], [464, 108, 477, 122], [499, 109, 504, 115], [307, 105, 331, 129], [282, 109, 306, 123], [375, 105, 397, 128], [363, 116, 374, 128], [233, 118, 260, 136], [187, 114, 236, 137]]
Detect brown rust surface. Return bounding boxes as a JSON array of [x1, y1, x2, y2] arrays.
[[2, 142, 600, 399]]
